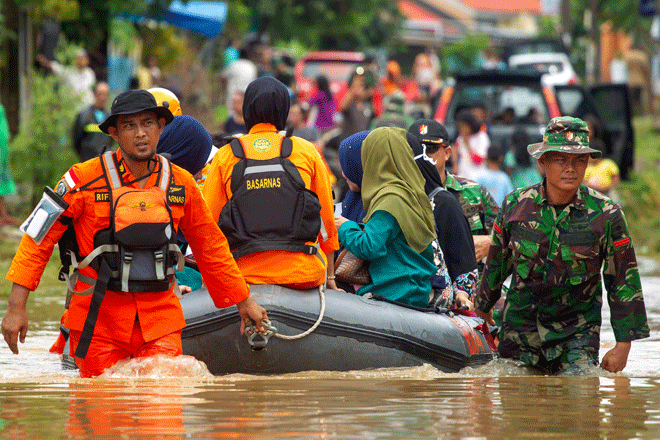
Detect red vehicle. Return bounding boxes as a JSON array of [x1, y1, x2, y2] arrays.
[[294, 51, 366, 106]]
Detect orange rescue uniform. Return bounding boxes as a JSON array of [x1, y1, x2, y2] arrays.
[[7, 150, 249, 373], [202, 123, 339, 288]]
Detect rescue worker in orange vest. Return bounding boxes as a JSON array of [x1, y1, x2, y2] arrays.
[[203, 76, 340, 289], [1, 90, 268, 377], [49, 86, 206, 357]]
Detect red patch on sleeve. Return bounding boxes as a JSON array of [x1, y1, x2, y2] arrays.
[[614, 237, 630, 248], [64, 169, 80, 188], [493, 222, 502, 234]]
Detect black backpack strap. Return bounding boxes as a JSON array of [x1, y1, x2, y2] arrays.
[[280, 136, 293, 158], [57, 216, 77, 282], [74, 258, 112, 359], [428, 186, 444, 202], [230, 138, 245, 159], [231, 240, 318, 260]]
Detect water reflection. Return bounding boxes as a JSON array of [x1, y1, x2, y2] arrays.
[[0, 277, 659, 438], [1, 374, 659, 439]]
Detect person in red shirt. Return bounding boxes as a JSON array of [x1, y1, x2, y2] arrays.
[[1, 90, 268, 377]]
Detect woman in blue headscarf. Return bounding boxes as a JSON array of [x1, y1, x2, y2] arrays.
[[338, 131, 370, 223], [157, 115, 214, 291]]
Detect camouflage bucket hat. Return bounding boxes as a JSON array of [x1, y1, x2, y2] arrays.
[[527, 116, 602, 159]]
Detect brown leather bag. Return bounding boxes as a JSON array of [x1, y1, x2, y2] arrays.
[[334, 248, 371, 285]]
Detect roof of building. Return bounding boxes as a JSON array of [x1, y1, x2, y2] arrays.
[[459, 0, 540, 15]]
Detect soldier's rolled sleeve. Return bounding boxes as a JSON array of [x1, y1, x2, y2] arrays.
[[603, 208, 650, 342]]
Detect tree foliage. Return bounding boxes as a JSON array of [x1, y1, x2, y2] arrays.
[[10, 70, 80, 207], [0, 10, 17, 70], [228, 0, 403, 50], [571, 0, 652, 42], [10, 0, 175, 52], [442, 34, 489, 73]]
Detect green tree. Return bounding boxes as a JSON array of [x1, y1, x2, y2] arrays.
[[228, 0, 403, 50], [10, 70, 80, 208], [571, 0, 652, 44], [442, 34, 489, 74], [0, 10, 17, 70]]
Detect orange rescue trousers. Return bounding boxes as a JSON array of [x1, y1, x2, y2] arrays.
[[68, 318, 182, 378]]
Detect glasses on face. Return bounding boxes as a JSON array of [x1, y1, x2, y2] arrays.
[[546, 154, 590, 169]]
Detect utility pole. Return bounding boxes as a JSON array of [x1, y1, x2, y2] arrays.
[[586, 0, 600, 85], [560, 0, 572, 50]]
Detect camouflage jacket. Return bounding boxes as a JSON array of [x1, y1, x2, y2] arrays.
[[444, 173, 499, 236], [475, 182, 649, 366]]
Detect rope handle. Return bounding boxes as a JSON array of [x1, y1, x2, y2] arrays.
[[244, 286, 326, 346]]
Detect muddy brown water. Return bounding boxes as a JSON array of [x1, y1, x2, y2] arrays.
[[1, 272, 659, 439]]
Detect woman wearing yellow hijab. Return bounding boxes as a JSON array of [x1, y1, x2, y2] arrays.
[[334, 127, 437, 308]]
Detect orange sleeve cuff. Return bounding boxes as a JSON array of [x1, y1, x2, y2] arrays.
[[7, 255, 42, 291], [5, 234, 57, 291], [319, 234, 340, 255]]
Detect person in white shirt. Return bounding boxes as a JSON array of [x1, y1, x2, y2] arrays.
[[221, 49, 258, 109], [451, 109, 490, 180], [38, 49, 96, 111]]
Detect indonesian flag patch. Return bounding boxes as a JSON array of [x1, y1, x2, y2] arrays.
[[64, 169, 80, 189], [614, 237, 630, 248]]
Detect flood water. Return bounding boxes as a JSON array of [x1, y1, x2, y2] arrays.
[[1, 269, 660, 439]]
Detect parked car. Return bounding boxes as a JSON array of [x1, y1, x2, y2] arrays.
[[433, 69, 634, 179], [293, 51, 365, 104], [508, 52, 580, 86], [502, 37, 569, 64]]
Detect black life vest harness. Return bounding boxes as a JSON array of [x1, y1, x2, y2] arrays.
[[218, 135, 324, 261], [62, 151, 184, 359]]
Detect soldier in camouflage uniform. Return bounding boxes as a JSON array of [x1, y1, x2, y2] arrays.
[[444, 173, 499, 259], [475, 116, 649, 375], [414, 119, 499, 285]]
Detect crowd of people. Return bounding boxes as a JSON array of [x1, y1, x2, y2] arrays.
[[0, 42, 649, 378]]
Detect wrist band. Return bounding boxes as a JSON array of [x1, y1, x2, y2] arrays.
[[327, 276, 336, 280]]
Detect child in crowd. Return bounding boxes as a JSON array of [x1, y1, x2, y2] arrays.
[[504, 127, 542, 189], [475, 144, 513, 206], [583, 138, 620, 200]]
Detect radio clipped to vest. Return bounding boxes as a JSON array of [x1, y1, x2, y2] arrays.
[[219, 136, 322, 260]]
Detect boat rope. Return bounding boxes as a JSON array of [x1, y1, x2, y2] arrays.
[[272, 284, 326, 340], [245, 284, 326, 346]]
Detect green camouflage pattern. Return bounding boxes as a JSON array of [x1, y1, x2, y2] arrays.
[[444, 173, 499, 235], [527, 116, 602, 159], [475, 182, 649, 368]]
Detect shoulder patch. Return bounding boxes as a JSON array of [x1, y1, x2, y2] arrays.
[[64, 169, 80, 189], [168, 185, 186, 205], [55, 179, 70, 197], [614, 237, 630, 248]]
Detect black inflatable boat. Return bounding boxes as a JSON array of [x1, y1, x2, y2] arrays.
[[180, 285, 495, 375]]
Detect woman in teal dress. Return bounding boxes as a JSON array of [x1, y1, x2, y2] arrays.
[[334, 127, 437, 308], [0, 103, 17, 225]]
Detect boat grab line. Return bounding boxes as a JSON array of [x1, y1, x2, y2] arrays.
[[246, 285, 326, 341]]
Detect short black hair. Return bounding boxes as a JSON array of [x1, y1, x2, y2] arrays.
[[487, 144, 505, 162], [455, 109, 480, 134]]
